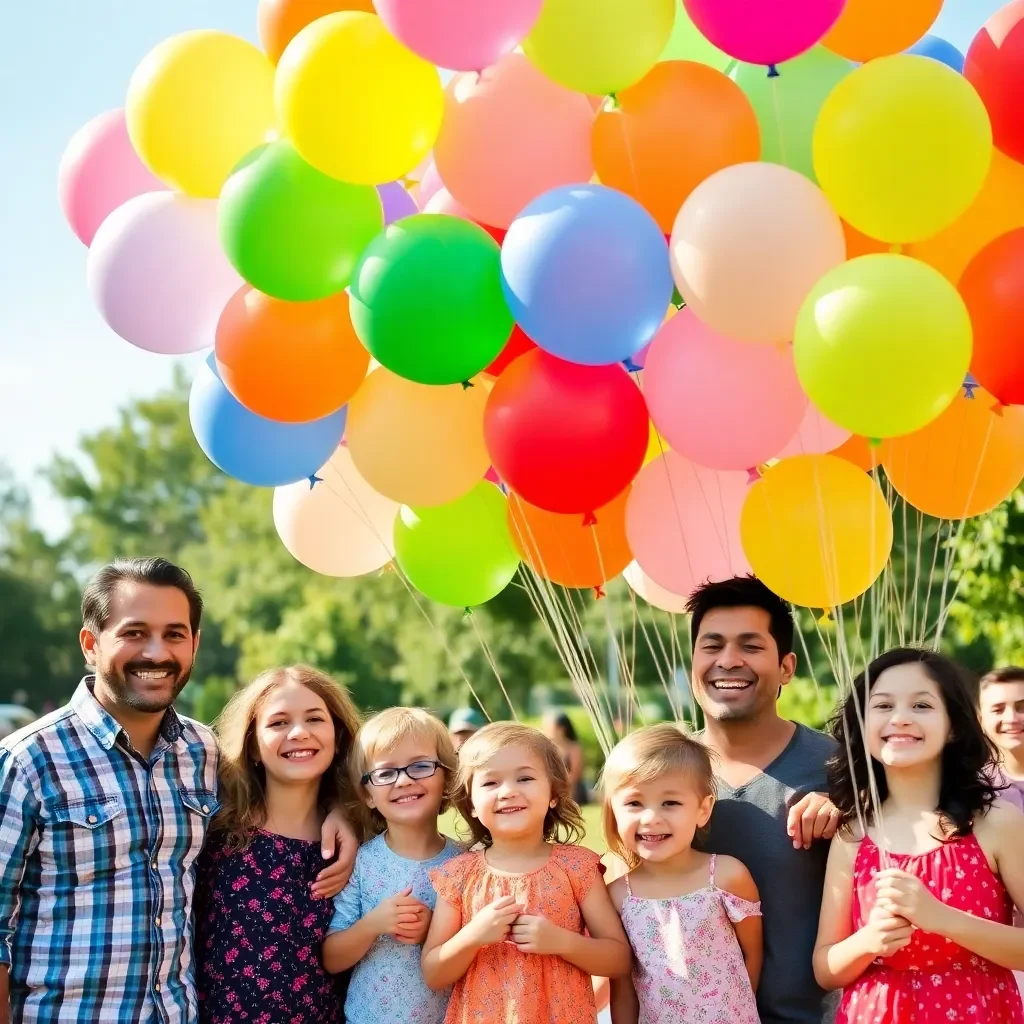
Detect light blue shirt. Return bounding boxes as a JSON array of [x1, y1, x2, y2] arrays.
[[329, 832, 461, 1024]]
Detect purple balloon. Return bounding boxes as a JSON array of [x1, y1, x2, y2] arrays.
[[377, 182, 418, 226]]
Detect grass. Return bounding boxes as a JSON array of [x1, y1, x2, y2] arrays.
[[439, 804, 607, 854]]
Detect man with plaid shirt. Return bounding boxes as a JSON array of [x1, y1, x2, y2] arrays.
[[0, 557, 354, 1024]]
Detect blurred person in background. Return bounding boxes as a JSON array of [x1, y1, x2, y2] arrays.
[[448, 707, 485, 752], [543, 710, 588, 806], [979, 666, 1024, 810]]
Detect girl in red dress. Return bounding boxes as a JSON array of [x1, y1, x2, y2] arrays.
[[814, 648, 1024, 1024]]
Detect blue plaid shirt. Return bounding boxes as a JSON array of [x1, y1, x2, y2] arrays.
[[0, 678, 219, 1023]]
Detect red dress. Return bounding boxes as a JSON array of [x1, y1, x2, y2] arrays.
[[839, 833, 1024, 1024]]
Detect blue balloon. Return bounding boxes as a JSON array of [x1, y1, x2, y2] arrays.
[[189, 355, 346, 486], [907, 34, 964, 74], [500, 185, 673, 367]]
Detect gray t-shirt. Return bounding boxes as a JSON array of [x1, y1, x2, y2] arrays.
[[697, 723, 839, 1024]]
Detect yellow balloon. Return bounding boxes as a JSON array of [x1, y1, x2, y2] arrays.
[[741, 454, 892, 609], [346, 368, 490, 507], [813, 55, 992, 244], [126, 31, 276, 198], [275, 12, 443, 185]]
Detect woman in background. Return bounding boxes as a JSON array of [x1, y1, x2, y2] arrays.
[[544, 710, 588, 806]]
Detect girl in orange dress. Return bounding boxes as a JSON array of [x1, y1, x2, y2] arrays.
[[422, 722, 631, 1023]]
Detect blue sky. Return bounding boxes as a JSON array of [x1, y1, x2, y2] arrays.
[[0, 0, 1006, 536]]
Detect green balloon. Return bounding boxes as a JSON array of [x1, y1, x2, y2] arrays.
[[349, 214, 513, 386], [731, 48, 853, 183], [659, 6, 731, 70], [394, 483, 520, 608], [219, 141, 383, 302]]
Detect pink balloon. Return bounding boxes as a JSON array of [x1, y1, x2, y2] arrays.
[[683, 0, 845, 66], [375, 0, 543, 72], [623, 561, 690, 614], [424, 187, 474, 220], [58, 109, 165, 247], [433, 53, 595, 229], [417, 158, 444, 206], [87, 192, 243, 355], [644, 310, 807, 470], [775, 403, 851, 459], [626, 452, 752, 597]]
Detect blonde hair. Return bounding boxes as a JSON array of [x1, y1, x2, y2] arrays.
[[599, 723, 716, 869], [349, 707, 457, 840], [454, 722, 585, 848], [213, 665, 362, 851]]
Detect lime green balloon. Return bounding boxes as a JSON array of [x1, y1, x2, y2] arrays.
[[659, 5, 731, 70], [523, 0, 674, 96], [219, 141, 383, 301], [794, 255, 972, 439], [394, 483, 520, 607], [350, 214, 512, 386], [731, 48, 852, 182]]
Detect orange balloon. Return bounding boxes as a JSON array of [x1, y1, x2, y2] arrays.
[[257, 0, 375, 64], [592, 61, 760, 233], [842, 220, 886, 259], [830, 434, 879, 473], [215, 287, 369, 423], [823, 0, 943, 62], [908, 150, 1024, 283], [507, 489, 633, 589], [881, 387, 1024, 519]]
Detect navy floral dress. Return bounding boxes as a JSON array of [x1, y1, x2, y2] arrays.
[[196, 829, 348, 1024]]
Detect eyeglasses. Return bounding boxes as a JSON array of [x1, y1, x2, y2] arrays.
[[361, 760, 444, 787]]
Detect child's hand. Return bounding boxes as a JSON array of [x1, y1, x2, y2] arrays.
[[394, 906, 433, 946], [368, 886, 429, 940], [466, 895, 525, 947], [874, 868, 949, 935], [510, 914, 566, 956], [861, 902, 914, 957]]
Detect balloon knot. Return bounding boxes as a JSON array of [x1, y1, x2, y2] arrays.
[[594, 585, 606, 600], [817, 610, 835, 629], [582, 511, 598, 527], [379, 561, 395, 577], [746, 467, 762, 485], [605, 92, 619, 110], [338, 437, 348, 447], [868, 437, 882, 448], [464, 607, 473, 617], [308, 474, 323, 490], [767, 64, 780, 78], [622, 357, 643, 372], [992, 400, 1006, 417], [461, 379, 474, 390], [963, 377, 978, 400]]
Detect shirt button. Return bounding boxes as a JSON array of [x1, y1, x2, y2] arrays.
[[87, 815, 97, 824], [201, 804, 210, 813], [152, 861, 158, 870], [154, 983, 161, 994], [155, 916, 162, 927]]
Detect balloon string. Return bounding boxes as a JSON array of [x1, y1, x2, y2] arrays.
[[769, 72, 789, 169]]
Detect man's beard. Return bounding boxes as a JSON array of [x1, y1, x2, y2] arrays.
[[98, 659, 192, 714]]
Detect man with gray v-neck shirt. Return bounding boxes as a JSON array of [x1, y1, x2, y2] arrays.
[[688, 576, 840, 1024]]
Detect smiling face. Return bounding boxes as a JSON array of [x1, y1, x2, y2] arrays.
[[469, 744, 556, 843], [690, 606, 796, 723], [866, 662, 952, 768], [81, 582, 198, 715], [362, 731, 447, 827], [254, 679, 337, 786], [610, 770, 714, 864], [979, 680, 1024, 762]]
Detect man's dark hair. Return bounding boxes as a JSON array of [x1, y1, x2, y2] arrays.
[[685, 575, 794, 660], [81, 557, 203, 635]]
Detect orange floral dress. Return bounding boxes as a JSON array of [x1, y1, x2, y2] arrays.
[[429, 844, 602, 1024]]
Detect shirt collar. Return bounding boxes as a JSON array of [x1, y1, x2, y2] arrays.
[[72, 675, 185, 750]]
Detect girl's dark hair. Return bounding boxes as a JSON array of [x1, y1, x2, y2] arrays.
[[827, 648, 999, 839], [551, 711, 578, 742]]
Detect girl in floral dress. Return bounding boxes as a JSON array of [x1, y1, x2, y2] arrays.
[[601, 723, 763, 1024], [195, 665, 362, 1024], [815, 649, 1024, 1024], [422, 723, 632, 1023]]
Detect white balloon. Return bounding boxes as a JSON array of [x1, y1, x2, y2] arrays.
[[623, 561, 690, 614], [273, 446, 398, 578]]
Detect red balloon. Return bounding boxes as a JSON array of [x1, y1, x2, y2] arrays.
[[965, 0, 1024, 164], [484, 325, 537, 377], [960, 227, 1024, 406], [484, 350, 648, 515]]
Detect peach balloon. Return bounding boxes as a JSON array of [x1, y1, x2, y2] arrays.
[[670, 162, 846, 344], [776, 403, 851, 459], [625, 451, 751, 597], [623, 561, 690, 614], [592, 61, 760, 234], [215, 287, 369, 423], [908, 150, 1024, 283], [881, 388, 1024, 520], [508, 489, 632, 588], [432, 53, 594, 229], [273, 445, 398, 577], [823, 0, 943, 62], [346, 367, 490, 507]]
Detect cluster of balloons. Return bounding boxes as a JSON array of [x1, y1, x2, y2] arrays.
[[59, 0, 1024, 615]]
